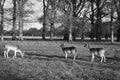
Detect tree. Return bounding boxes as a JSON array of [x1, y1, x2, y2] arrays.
[[12, 0, 17, 40], [17, 0, 24, 40], [48, 0, 59, 40], [68, 0, 86, 41], [114, 0, 120, 42], [114, 0, 120, 22], [90, 0, 95, 40], [0, 0, 6, 40], [68, 1, 73, 41], [87, 0, 107, 41], [28, 28, 39, 36], [17, 0, 29, 40], [57, 0, 86, 41], [40, 0, 59, 40], [42, 0, 49, 40], [95, 0, 102, 41], [110, 0, 114, 43]]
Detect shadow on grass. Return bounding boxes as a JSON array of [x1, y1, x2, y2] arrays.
[[3, 75, 28, 80], [25, 52, 97, 62], [25, 52, 120, 62], [25, 52, 88, 63]]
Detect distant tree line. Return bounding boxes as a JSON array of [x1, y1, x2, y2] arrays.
[[3, 24, 118, 39]]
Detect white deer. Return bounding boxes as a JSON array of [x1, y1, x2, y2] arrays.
[[4, 44, 24, 59]]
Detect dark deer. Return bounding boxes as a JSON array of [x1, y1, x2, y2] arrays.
[[84, 43, 107, 63], [60, 43, 77, 60]]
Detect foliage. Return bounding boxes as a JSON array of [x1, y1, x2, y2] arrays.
[[1, 0, 120, 40]]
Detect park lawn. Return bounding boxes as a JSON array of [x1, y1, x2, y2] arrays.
[[0, 41, 120, 80]]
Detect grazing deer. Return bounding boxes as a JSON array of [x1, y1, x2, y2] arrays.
[[4, 44, 24, 59], [84, 43, 107, 63], [60, 43, 77, 60]]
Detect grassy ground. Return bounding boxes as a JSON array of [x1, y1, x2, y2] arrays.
[[0, 41, 120, 80]]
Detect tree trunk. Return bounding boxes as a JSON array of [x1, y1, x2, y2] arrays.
[[111, 26, 114, 43], [42, 0, 47, 40], [12, 0, 17, 40], [19, 0, 23, 40], [90, 0, 95, 40], [64, 26, 69, 40], [110, 0, 114, 43], [42, 21, 46, 40], [0, 7, 4, 41], [114, 0, 120, 41], [72, 0, 77, 41], [96, 0, 102, 41], [50, 6, 56, 40], [63, 1, 73, 41], [50, 22, 54, 40], [69, 24, 72, 41], [68, 2, 73, 42], [118, 0, 120, 22]]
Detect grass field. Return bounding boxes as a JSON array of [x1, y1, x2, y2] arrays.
[[0, 41, 120, 80]]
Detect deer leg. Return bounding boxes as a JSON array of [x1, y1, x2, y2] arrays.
[[73, 51, 76, 60], [100, 53, 105, 62], [65, 52, 68, 59], [20, 51, 24, 58], [91, 53, 95, 62], [73, 55, 76, 60], [103, 56, 106, 62], [4, 50, 7, 58], [101, 57, 103, 62], [13, 51, 16, 59], [6, 50, 10, 58], [73, 53, 77, 60]]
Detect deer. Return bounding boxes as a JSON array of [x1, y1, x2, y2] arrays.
[[4, 44, 24, 59], [84, 43, 107, 63], [60, 43, 77, 60]]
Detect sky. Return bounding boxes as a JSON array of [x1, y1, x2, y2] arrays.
[[24, 0, 43, 30], [4, 0, 43, 31]]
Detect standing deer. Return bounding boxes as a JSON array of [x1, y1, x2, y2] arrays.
[[84, 43, 107, 63], [60, 43, 77, 60]]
